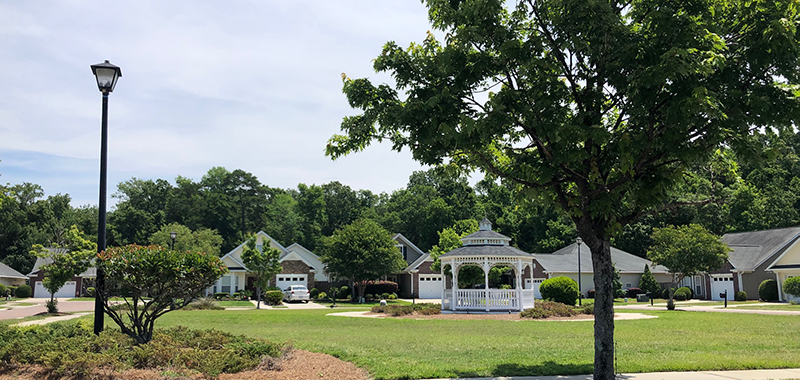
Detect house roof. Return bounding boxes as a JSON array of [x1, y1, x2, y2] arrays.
[[27, 248, 96, 277], [722, 227, 800, 271], [0, 262, 27, 279], [403, 253, 432, 272], [536, 243, 669, 274], [462, 230, 510, 240], [392, 233, 426, 258], [440, 244, 533, 258]]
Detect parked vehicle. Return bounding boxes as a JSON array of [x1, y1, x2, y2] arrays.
[[283, 285, 310, 302]]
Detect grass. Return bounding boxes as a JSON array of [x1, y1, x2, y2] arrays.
[[732, 304, 800, 311], [66, 297, 133, 301], [217, 300, 255, 307], [151, 308, 800, 379]]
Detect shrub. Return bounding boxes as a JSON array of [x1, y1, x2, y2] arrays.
[[734, 291, 747, 301], [381, 292, 391, 300], [370, 303, 439, 316], [337, 286, 350, 300], [0, 323, 286, 378], [365, 294, 374, 301], [539, 276, 579, 306], [783, 276, 800, 298], [759, 279, 779, 301], [214, 292, 230, 300], [265, 291, 283, 305], [86, 287, 96, 297], [625, 287, 643, 298], [0, 283, 6, 297], [673, 287, 692, 301], [389, 293, 397, 300], [587, 289, 595, 299], [357, 280, 399, 296], [519, 300, 578, 319], [317, 292, 327, 300], [15, 284, 31, 298], [499, 284, 512, 290], [46, 299, 58, 314], [309, 288, 320, 299], [184, 298, 224, 310], [662, 288, 672, 299], [265, 286, 281, 292]]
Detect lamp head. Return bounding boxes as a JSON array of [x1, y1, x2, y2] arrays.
[[90, 60, 122, 93]]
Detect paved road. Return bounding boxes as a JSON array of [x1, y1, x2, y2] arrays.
[[0, 298, 96, 320]]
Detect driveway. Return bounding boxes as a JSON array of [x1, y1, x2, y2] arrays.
[[0, 298, 97, 320]]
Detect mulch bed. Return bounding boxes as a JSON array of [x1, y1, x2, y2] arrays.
[[0, 350, 370, 380], [388, 311, 595, 321]]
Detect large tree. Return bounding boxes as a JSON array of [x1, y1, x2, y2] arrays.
[[647, 224, 730, 309], [326, 1, 800, 377], [320, 219, 406, 302], [148, 222, 223, 257]]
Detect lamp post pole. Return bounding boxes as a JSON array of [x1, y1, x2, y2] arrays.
[[577, 237, 583, 306], [91, 60, 121, 335], [170, 231, 177, 250]]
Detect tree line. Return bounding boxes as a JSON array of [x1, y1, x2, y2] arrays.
[[2, 131, 799, 274]]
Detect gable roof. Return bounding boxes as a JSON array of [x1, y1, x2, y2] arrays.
[[392, 233, 426, 257], [536, 243, 669, 274], [722, 227, 800, 271], [403, 253, 433, 272], [440, 244, 533, 258], [27, 248, 96, 277], [220, 231, 289, 271], [0, 262, 26, 279]]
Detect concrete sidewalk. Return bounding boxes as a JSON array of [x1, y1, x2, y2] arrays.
[[423, 368, 800, 380]]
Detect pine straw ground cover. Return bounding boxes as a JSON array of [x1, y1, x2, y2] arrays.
[[0, 320, 295, 379]]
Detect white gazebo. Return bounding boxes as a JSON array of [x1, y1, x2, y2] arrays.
[[440, 218, 536, 312]]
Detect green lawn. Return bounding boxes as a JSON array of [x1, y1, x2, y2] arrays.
[[732, 304, 800, 311], [152, 308, 800, 379], [217, 300, 255, 307], [67, 297, 132, 301]]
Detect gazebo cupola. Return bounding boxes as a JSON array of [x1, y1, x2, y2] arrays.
[[439, 218, 535, 312]]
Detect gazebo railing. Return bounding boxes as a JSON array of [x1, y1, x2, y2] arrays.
[[448, 289, 534, 311]]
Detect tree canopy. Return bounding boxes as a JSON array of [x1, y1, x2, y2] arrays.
[[31, 225, 96, 312], [320, 219, 406, 302], [647, 224, 731, 307], [240, 235, 282, 309], [326, 1, 800, 377], [148, 222, 223, 256]]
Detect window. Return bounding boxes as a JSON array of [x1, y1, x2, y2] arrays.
[[625, 283, 632, 288], [256, 244, 263, 251], [221, 276, 231, 293]]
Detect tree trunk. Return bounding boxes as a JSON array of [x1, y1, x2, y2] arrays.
[[256, 286, 262, 309], [583, 233, 616, 380]]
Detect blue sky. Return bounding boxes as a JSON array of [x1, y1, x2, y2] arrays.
[[0, 1, 435, 206]]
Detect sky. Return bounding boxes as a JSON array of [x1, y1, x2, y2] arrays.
[[0, 1, 438, 206]]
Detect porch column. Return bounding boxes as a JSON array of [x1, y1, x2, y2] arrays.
[[776, 273, 783, 302], [737, 272, 743, 294], [484, 259, 490, 312]]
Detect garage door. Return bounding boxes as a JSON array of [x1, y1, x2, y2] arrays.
[[710, 276, 735, 301], [276, 275, 307, 290], [418, 275, 442, 299], [34, 281, 76, 298], [530, 278, 545, 299]]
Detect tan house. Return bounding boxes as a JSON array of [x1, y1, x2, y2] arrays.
[[0, 262, 27, 287]]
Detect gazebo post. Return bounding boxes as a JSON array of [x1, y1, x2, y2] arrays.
[[484, 259, 490, 312], [516, 260, 523, 310], [452, 263, 458, 311], [440, 263, 445, 308]]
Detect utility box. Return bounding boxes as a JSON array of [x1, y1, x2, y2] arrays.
[[636, 294, 649, 303]]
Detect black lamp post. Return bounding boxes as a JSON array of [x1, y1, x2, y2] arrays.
[[170, 231, 177, 250], [90, 60, 122, 335], [576, 237, 583, 306]]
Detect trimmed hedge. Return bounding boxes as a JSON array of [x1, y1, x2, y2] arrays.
[[309, 288, 320, 299], [519, 300, 593, 319], [337, 286, 350, 300], [371, 303, 440, 316], [15, 284, 31, 298], [734, 291, 747, 301], [265, 290, 283, 305], [759, 279, 779, 302], [674, 287, 692, 301], [784, 276, 800, 298], [356, 281, 399, 296], [625, 287, 643, 298], [539, 276, 579, 306]]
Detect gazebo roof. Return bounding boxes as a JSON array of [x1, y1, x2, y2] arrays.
[[440, 244, 534, 259]]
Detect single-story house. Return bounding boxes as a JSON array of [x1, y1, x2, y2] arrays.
[[0, 262, 27, 287], [390, 233, 442, 299], [209, 231, 329, 295], [27, 248, 96, 298], [533, 243, 674, 298], [691, 226, 800, 301], [759, 228, 800, 302]]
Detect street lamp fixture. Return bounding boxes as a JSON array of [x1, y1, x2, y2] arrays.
[[576, 237, 583, 306], [170, 231, 177, 250], [91, 60, 121, 335]]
